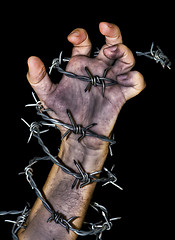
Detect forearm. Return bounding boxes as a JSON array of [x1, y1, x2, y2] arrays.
[[18, 138, 109, 240]]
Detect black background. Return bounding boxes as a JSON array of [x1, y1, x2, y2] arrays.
[[0, 2, 174, 239]]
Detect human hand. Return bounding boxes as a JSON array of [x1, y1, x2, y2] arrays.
[[27, 22, 145, 150]]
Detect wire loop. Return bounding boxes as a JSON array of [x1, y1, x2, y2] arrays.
[[49, 51, 117, 97]]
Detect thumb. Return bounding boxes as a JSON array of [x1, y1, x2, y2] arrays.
[[27, 56, 55, 101]]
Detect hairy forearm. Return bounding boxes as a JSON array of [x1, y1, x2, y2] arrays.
[[18, 138, 109, 240]]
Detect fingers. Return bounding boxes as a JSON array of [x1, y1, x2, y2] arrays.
[[27, 56, 56, 103], [96, 22, 123, 65], [117, 71, 146, 101], [67, 28, 92, 57], [99, 22, 123, 46], [105, 44, 135, 75]]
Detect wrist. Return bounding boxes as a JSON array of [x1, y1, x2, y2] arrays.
[[58, 137, 109, 173]]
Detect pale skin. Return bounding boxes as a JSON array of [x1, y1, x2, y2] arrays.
[[18, 22, 145, 240]]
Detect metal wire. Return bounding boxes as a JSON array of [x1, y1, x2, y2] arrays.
[[49, 52, 118, 97], [1, 103, 120, 239], [2, 157, 121, 239], [19, 159, 78, 233], [0, 210, 25, 216], [21, 113, 121, 190], [8, 91, 122, 238], [1, 48, 123, 238], [27, 92, 116, 155], [18, 158, 120, 238], [23, 93, 121, 189], [136, 42, 171, 69], [0, 206, 30, 240]]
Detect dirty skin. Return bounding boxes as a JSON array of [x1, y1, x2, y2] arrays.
[[20, 22, 145, 240]]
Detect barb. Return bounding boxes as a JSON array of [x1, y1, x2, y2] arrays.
[[22, 93, 119, 187], [47, 212, 78, 233], [2, 206, 30, 240], [47, 202, 120, 238], [2, 45, 124, 239], [84, 67, 108, 97], [21, 120, 103, 189], [26, 92, 116, 151], [19, 158, 120, 237], [49, 51, 70, 74], [19, 160, 78, 235], [136, 42, 171, 69], [40, 109, 116, 152], [49, 48, 101, 68], [72, 160, 101, 189], [16, 93, 121, 238], [102, 165, 123, 190], [62, 109, 98, 142], [85, 202, 121, 240], [25, 92, 41, 108], [21, 118, 49, 143], [49, 52, 117, 97]]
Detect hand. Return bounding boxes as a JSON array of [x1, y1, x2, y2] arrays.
[[27, 22, 145, 150]]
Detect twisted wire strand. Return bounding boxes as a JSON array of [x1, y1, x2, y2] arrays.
[[36, 108, 116, 153], [1, 49, 124, 238], [136, 42, 171, 69], [1, 95, 121, 239], [19, 160, 79, 234], [24, 93, 120, 187], [0, 210, 24, 216], [20, 159, 120, 237], [49, 53, 118, 97], [31, 130, 101, 188], [26, 91, 116, 151], [17, 96, 122, 237], [49, 57, 116, 86], [21, 118, 95, 186], [0, 206, 30, 240], [22, 118, 120, 189]]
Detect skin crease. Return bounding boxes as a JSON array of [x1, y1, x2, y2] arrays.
[[18, 22, 146, 240], [27, 37, 144, 150]]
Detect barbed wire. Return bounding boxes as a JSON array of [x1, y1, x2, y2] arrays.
[[0, 107, 121, 239], [0, 205, 30, 240], [136, 42, 172, 69], [0, 210, 25, 216], [1, 48, 122, 239], [17, 156, 120, 238], [49, 51, 118, 97], [18, 159, 79, 234], [26, 92, 116, 155], [2, 91, 121, 238], [21, 94, 122, 190]]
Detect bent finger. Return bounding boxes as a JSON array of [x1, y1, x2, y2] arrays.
[[96, 22, 123, 65], [99, 22, 123, 46], [67, 28, 92, 57], [117, 71, 146, 101], [104, 44, 135, 75]]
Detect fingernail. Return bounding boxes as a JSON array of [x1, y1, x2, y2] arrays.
[[69, 30, 80, 37], [107, 22, 113, 28]]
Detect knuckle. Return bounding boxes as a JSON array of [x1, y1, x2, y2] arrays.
[[133, 71, 146, 89]]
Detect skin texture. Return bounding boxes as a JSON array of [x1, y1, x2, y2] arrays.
[[27, 22, 145, 150], [18, 22, 145, 240]]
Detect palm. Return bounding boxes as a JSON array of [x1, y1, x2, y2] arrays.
[[45, 56, 125, 140], [27, 22, 145, 148]]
